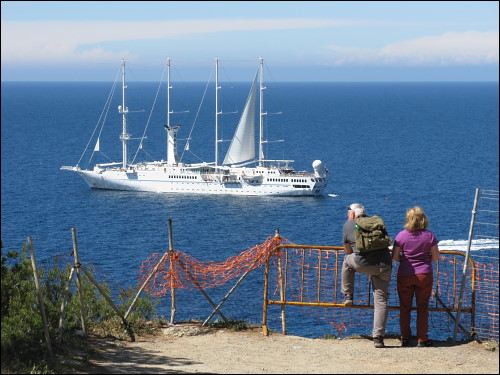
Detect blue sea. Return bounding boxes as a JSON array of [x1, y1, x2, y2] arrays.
[[1, 78, 498, 339]]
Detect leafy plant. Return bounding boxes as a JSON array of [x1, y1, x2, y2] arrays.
[[208, 318, 249, 331], [483, 341, 498, 351], [323, 334, 338, 339], [1, 240, 161, 373]]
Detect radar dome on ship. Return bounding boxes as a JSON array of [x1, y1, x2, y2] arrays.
[[312, 160, 325, 177], [312, 160, 323, 170]]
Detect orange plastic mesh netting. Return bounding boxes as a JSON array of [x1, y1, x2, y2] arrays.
[[138, 235, 285, 297]]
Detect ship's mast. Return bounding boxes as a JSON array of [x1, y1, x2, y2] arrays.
[[165, 58, 180, 165], [118, 59, 130, 169], [167, 58, 171, 129], [259, 57, 266, 166], [215, 57, 221, 166]]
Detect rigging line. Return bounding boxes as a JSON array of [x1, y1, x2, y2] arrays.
[[77, 66, 121, 168], [170, 65, 191, 110], [186, 149, 206, 163], [180, 64, 215, 162], [131, 62, 168, 164], [262, 66, 286, 163], [97, 151, 114, 163], [86, 81, 119, 170], [140, 148, 156, 162]]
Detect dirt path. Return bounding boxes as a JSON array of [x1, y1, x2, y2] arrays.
[[83, 324, 498, 374]]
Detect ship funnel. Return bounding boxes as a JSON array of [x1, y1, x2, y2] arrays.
[[165, 125, 180, 165]]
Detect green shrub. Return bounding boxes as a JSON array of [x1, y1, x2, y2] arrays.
[[1, 240, 160, 373], [208, 318, 249, 331]]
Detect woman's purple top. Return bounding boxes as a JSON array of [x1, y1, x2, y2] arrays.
[[394, 229, 438, 276]]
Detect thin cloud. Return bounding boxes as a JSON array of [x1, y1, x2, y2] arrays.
[[1, 18, 355, 63], [3, 19, 498, 68], [324, 31, 499, 66]]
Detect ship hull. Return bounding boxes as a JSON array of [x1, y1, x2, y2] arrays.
[[75, 168, 326, 196]]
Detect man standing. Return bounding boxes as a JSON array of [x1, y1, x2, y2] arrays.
[[341, 203, 392, 348]]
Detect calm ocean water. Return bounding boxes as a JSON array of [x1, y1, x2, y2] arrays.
[[1, 79, 498, 338]]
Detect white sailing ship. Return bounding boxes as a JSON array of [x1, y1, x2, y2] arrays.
[[61, 58, 328, 196]]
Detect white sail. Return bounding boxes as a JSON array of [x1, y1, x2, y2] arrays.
[[94, 137, 100, 152], [222, 71, 258, 165]]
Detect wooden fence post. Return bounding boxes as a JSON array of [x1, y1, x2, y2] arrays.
[[79, 265, 135, 342], [57, 266, 75, 343], [28, 237, 53, 357], [262, 255, 270, 336], [124, 252, 168, 320], [71, 227, 87, 336], [168, 219, 176, 325], [278, 250, 287, 335]]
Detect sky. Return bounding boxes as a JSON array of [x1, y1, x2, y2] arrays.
[[1, 1, 499, 81]]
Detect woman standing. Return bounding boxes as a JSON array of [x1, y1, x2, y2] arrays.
[[392, 206, 440, 347]]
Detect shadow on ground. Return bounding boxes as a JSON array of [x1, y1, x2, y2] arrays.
[[78, 337, 208, 374]]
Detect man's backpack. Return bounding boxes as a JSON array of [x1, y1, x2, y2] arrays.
[[355, 216, 393, 252]]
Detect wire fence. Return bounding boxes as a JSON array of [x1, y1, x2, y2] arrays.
[[468, 189, 499, 342]]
